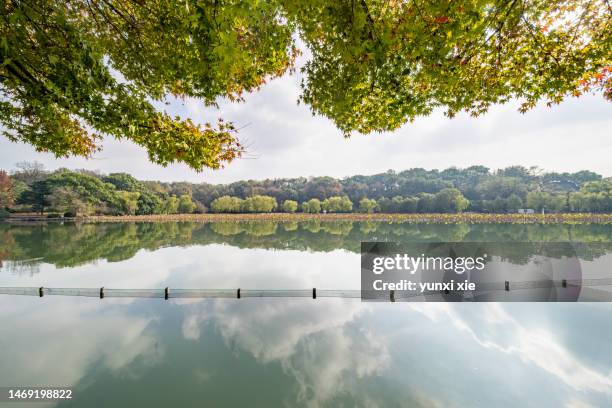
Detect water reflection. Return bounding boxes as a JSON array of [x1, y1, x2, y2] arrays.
[[2, 221, 612, 270], [181, 298, 388, 406], [1, 221, 612, 407], [0, 296, 611, 407], [0, 297, 162, 389]]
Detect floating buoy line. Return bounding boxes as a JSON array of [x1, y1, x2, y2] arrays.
[[0, 278, 611, 301]]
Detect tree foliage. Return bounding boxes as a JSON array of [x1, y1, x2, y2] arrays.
[[241, 195, 278, 213], [17, 180, 50, 214], [526, 191, 564, 212], [288, 0, 611, 134], [117, 191, 140, 216], [4, 164, 612, 215], [322, 196, 353, 213], [0, 170, 14, 208], [358, 197, 378, 213], [0, 0, 295, 169], [378, 196, 418, 213], [161, 195, 180, 214], [1, 1, 609, 168], [11, 166, 195, 216], [282, 199, 299, 213], [178, 194, 197, 214], [301, 198, 322, 213], [210, 195, 245, 213], [433, 188, 470, 213], [568, 179, 612, 212], [46, 170, 121, 213], [48, 186, 91, 216]]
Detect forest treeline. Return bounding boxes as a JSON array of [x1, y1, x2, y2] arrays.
[[1, 163, 611, 218]]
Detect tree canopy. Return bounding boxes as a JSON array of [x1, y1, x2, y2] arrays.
[[0, 0, 294, 169], [1, 1, 610, 169], [289, 0, 611, 132], [282, 199, 299, 213]]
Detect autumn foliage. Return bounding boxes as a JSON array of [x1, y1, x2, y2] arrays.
[[0, 170, 14, 208], [0, 0, 610, 168]]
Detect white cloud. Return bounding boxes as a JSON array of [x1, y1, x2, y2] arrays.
[[420, 303, 612, 395], [565, 398, 596, 408], [179, 298, 393, 407], [0, 296, 162, 387]]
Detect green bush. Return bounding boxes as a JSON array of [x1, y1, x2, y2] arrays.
[[241, 195, 277, 213], [282, 200, 298, 213], [178, 194, 197, 214], [322, 196, 353, 213], [301, 198, 321, 213], [358, 198, 377, 213], [210, 196, 245, 213]]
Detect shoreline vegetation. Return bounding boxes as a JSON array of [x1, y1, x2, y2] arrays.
[[4, 212, 612, 224], [2, 164, 612, 221]]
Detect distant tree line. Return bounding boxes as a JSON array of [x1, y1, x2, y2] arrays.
[[2, 163, 198, 217], [1, 163, 611, 217]]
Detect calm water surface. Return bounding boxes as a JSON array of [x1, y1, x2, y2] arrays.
[[1, 221, 612, 407]]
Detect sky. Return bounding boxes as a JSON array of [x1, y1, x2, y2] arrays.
[[1, 65, 611, 184]]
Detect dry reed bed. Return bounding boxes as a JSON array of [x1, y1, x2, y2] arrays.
[[68, 213, 612, 224]]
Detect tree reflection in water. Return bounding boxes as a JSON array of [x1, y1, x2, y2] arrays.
[[1, 221, 612, 270]]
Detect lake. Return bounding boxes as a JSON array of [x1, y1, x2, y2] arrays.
[[1, 221, 612, 407]]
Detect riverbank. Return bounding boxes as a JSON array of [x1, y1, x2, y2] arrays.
[[4, 212, 612, 224]]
